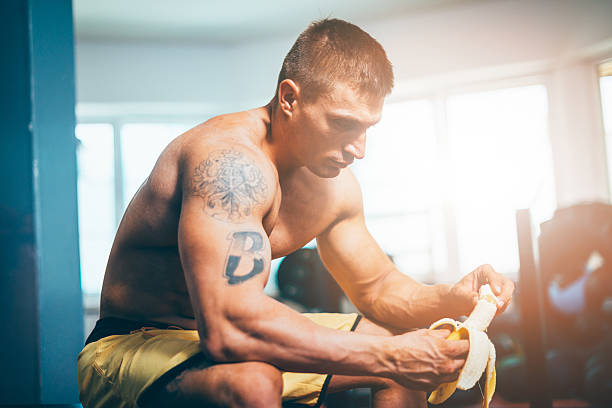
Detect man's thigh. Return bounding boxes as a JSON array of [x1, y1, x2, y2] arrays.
[[140, 316, 424, 407], [138, 313, 357, 407], [140, 353, 283, 408]]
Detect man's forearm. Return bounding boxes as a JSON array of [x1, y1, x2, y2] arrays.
[[359, 269, 452, 330], [201, 293, 393, 378]]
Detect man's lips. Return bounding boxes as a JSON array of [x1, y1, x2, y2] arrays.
[[330, 159, 351, 168]]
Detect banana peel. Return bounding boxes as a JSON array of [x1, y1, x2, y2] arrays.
[[428, 284, 498, 407]]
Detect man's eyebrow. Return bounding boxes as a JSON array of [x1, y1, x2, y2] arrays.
[[329, 113, 380, 128]]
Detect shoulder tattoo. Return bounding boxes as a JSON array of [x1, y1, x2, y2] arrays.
[[192, 149, 268, 223]]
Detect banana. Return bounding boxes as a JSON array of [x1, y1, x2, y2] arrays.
[[428, 284, 498, 407]]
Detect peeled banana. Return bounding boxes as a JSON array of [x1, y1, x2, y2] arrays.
[[428, 284, 498, 407]]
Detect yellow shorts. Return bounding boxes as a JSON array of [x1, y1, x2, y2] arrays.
[[77, 312, 360, 407]]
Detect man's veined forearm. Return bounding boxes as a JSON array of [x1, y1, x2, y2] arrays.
[[359, 269, 452, 330], [200, 293, 394, 378]]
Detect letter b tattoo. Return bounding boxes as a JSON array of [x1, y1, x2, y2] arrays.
[[224, 231, 265, 285]]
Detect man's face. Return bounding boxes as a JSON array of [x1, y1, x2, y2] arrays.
[[291, 83, 384, 178]]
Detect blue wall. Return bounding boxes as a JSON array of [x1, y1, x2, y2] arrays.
[[0, 0, 83, 404]]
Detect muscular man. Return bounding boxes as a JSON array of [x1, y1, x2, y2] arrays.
[[77, 19, 514, 407]]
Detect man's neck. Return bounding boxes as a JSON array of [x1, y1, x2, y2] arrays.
[[260, 103, 303, 177]]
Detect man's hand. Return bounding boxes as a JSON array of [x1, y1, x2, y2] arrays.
[[385, 328, 469, 391], [448, 264, 515, 317]]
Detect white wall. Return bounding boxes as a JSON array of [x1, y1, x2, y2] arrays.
[[75, 37, 293, 113], [368, 0, 612, 81], [75, 0, 612, 205]]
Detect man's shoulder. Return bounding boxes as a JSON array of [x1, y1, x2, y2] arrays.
[[306, 168, 363, 224], [178, 114, 277, 209], [334, 169, 364, 217], [180, 113, 274, 176]]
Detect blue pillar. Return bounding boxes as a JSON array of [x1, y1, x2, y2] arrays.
[[0, 0, 83, 404]]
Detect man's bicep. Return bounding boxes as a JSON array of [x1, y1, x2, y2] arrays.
[[178, 146, 274, 324], [178, 200, 272, 353], [178, 204, 271, 289]]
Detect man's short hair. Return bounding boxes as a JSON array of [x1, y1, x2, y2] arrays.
[[274, 18, 394, 104]]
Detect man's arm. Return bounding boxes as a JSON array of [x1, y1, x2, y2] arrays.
[[317, 171, 514, 330], [178, 144, 467, 389]]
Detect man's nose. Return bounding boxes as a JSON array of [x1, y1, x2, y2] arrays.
[[344, 132, 366, 160]]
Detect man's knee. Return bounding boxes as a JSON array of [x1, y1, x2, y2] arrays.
[[372, 378, 427, 408], [142, 359, 282, 408], [228, 362, 283, 408]]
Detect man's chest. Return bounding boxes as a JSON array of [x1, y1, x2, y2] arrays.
[[264, 175, 339, 259]]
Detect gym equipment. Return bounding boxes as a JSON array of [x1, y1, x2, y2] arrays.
[[497, 349, 584, 402], [276, 248, 345, 312], [497, 354, 528, 402], [583, 338, 612, 405]]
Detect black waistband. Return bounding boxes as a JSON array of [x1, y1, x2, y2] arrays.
[[85, 317, 186, 345]]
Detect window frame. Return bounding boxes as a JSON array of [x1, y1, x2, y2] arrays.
[[77, 113, 204, 226]]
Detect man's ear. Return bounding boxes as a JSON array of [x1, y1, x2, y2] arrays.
[[277, 79, 300, 118]]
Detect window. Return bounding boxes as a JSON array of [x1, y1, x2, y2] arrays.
[[353, 100, 447, 283], [600, 61, 612, 199], [76, 121, 192, 295], [121, 123, 191, 210], [353, 84, 555, 283], [75, 124, 115, 295], [447, 85, 555, 278]]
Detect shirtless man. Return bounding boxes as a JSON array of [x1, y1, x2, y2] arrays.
[[77, 19, 514, 407]]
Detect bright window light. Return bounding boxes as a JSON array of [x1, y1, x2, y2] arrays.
[[120, 123, 191, 209], [447, 85, 555, 278], [353, 100, 446, 282], [76, 124, 115, 295], [600, 76, 612, 198]]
